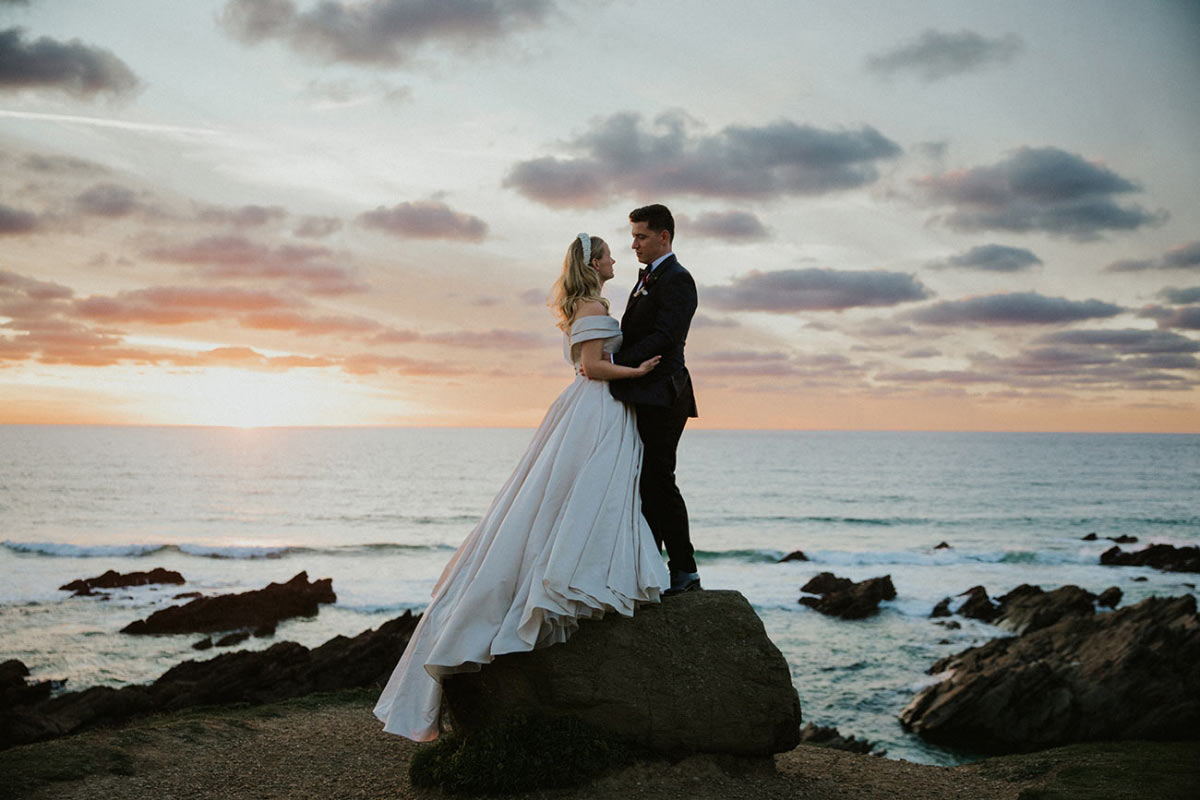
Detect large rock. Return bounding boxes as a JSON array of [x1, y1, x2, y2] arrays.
[[60, 568, 185, 596], [994, 584, 1098, 635], [121, 571, 334, 635], [0, 612, 419, 750], [898, 595, 1200, 753], [798, 573, 896, 620], [443, 590, 801, 757], [1101, 544, 1200, 573]]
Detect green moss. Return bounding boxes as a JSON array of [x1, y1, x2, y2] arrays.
[[409, 712, 641, 794], [971, 740, 1200, 800], [0, 740, 135, 797]]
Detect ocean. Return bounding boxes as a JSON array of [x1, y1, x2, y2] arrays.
[[1, 425, 1197, 764]]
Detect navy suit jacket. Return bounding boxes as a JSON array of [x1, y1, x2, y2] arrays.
[[609, 254, 698, 416]]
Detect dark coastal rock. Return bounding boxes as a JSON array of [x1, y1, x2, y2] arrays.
[[994, 585, 1097, 635], [1096, 586, 1122, 608], [174, 591, 204, 600], [1, 661, 54, 712], [443, 590, 801, 758], [798, 722, 883, 755], [899, 595, 1200, 754], [1101, 544, 1200, 573], [800, 572, 852, 595], [121, 572, 335, 635], [799, 574, 896, 620], [1107, 535, 1138, 544], [934, 541, 951, 550], [956, 586, 998, 622], [192, 637, 213, 651], [778, 550, 808, 562], [930, 597, 952, 618], [215, 631, 249, 647], [60, 568, 185, 597], [0, 612, 419, 750], [1081, 533, 1098, 541]]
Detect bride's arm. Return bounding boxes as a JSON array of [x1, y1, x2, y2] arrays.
[[573, 301, 660, 381], [579, 338, 659, 381]]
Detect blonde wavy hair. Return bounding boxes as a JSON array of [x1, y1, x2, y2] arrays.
[[550, 234, 609, 330]]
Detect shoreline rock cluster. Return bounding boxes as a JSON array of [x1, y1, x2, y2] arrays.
[[900, 591, 1200, 753]]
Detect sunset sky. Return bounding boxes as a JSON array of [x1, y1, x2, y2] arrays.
[[2, 0, 1198, 430]]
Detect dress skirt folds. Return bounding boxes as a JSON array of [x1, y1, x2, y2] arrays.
[[373, 315, 667, 741]]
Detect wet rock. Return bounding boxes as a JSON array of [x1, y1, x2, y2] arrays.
[[253, 622, 276, 637], [798, 722, 883, 755], [174, 592, 204, 600], [899, 595, 1200, 754], [930, 597, 952, 618], [778, 550, 808, 562], [994, 585, 1097, 635], [956, 586, 999, 622], [121, 572, 335, 635], [935, 620, 961, 630], [1081, 533, 1098, 541], [1101, 544, 1200, 573], [934, 541, 951, 550], [1107, 535, 1138, 544], [1132, 576, 1148, 582], [444, 590, 801, 758], [799, 574, 896, 620], [215, 631, 249, 648], [192, 637, 213, 651], [1096, 587, 1122, 608], [800, 572, 852, 595], [60, 568, 185, 597], [1, 612, 419, 750]]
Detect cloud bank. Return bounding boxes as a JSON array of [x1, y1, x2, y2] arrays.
[[0, 26, 140, 98], [867, 29, 1024, 81], [706, 268, 929, 312]]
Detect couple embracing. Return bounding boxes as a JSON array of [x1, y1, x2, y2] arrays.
[[375, 204, 699, 742]]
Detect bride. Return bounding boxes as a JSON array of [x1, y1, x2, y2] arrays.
[[374, 233, 668, 741]]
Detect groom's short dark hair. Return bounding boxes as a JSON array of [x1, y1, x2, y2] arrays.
[[630, 204, 674, 243]]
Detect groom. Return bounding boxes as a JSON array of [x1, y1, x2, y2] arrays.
[[610, 204, 700, 596]]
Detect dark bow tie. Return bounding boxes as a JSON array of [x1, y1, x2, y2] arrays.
[[637, 266, 650, 282]]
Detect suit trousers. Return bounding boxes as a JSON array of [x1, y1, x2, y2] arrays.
[[635, 397, 696, 574]]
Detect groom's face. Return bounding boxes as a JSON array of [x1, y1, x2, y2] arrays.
[[630, 221, 670, 265]]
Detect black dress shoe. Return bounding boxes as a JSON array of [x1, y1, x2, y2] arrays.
[[663, 571, 701, 596]]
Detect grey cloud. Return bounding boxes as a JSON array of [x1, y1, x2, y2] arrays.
[[198, 204, 287, 227], [902, 347, 940, 359], [690, 314, 739, 329], [1139, 305, 1200, 331], [145, 235, 367, 294], [1104, 241, 1200, 273], [706, 268, 930, 313], [220, 0, 551, 67], [867, 29, 1023, 81], [358, 199, 487, 242], [1159, 287, 1200, 305], [1035, 329, 1200, 355], [681, 210, 769, 242], [294, 215, 343, 239], [75, 183, 139, 217], [0, 202, 39, 234], [1163, 241, 1200, 269], [505, 112, 902, 208], [0, 27, 140, 98], [937, 243, 1042, 272], [910, 292, 1122, 326], [916, 147, 1165, 239], [21, 154, 107, 174]]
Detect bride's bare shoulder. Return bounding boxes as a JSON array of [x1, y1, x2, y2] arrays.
[[570, 300, 609, 321]]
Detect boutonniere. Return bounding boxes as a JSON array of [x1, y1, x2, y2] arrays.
[[637, 267, 663, 297]]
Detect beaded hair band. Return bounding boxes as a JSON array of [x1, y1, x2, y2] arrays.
[[576, 232, 591, 264]]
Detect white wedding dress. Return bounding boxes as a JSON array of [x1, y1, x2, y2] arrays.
[[373, 314, 668, 741]]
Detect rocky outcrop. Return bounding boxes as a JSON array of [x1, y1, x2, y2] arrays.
[[899, 595, 1200, 754], [778, 550, 808, 562], [1101, 544, 1200, 573], [0, 612, 419, 750], [121, 572, 334, 635], [798, 722, 883, 755], [955, 586, 998, 622], [60, 568, 185, 597], [798, 573, 896, 620], [443, 590, 801, 758], [993, 584, 1098, 635]]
